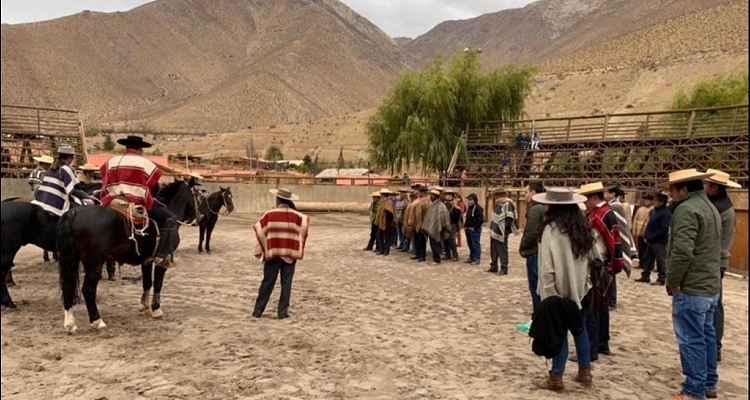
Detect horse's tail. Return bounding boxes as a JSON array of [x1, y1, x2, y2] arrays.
[[58, 209, 81, 308]]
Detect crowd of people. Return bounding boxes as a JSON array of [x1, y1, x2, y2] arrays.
[[363, 168, 739, 400]]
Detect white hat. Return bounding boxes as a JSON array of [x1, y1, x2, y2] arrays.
[[668, 169, 714, 184], [704, 169, 741, 188], [269, 187, 299, 201], [533, 187, 587, 204]]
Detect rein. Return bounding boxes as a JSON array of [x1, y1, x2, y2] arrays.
[[205, 192, 230, 216]]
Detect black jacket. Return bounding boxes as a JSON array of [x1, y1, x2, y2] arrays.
[[644, 205, 671, 244], [464, 204, 484, 230], [529, 296, 583, 359]]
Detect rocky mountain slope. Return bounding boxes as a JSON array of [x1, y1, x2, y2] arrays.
[[1, 0, 409, 131]]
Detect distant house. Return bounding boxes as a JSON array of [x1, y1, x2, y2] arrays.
[[316, 168, 389, 186]]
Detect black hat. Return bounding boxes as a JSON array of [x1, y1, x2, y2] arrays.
[[417, 185, 429, 192], [117, 135, 152, 149], [642, 192, 655, 200], [606, 183, 624, 197], [655, 193, 668, 203]]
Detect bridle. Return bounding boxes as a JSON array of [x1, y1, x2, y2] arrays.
[[205, 191, 231, 216]]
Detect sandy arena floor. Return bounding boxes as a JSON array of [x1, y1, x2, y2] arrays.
[[1, 213, 748, 400]]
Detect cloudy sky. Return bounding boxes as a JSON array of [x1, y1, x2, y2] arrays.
[[0, 0, 534, 38]]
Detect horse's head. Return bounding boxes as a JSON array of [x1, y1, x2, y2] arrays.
[[220, 186, 235, 214]]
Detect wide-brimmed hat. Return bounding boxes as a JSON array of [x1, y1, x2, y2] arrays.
[[370, 191, 382, 197], [397, 188, 411, 193], [578, 182, 613, 196], [269, 187, 299, 201], [187, 172, 203, 179], [668, 169, 714, 184], [654, 193, 669, 203], [641, 192, 655, 200], [533, 187, 587, 204], [380, 189, 396, 196], [606, 183, 625, 197], [33, 155, 54, 164], [410, 183, 421, 190], [443, 189, 459, 195], [417, 185, 429, 192], [56, 146, 76, 156], [492, 187, 508, 195], [428, 189, 442, 197], [80, 163, 98, 171], [704, 169, 741, 188], [433, 186, 445, 193], [117, 135, 152, 149]]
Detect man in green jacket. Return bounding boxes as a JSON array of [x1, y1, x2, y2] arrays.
[[516, 182, 545, 332], [664, 169, 722, 400]]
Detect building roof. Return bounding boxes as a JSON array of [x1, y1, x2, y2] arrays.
[[316, 168, 374, 179]]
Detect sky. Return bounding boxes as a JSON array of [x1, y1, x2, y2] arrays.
[[0, 0, 534, 38]]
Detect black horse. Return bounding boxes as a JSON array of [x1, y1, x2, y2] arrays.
[[0, 200, 58, 308], [158, 180, 195, 224], [198, 187, 235, 253]]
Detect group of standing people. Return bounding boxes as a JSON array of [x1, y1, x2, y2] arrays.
[[527, 168, 738, 400]]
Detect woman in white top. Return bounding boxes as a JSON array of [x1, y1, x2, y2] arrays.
[[534, 187, 595, 391]]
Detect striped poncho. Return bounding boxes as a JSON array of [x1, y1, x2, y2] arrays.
[[253, 206, 310, 262]]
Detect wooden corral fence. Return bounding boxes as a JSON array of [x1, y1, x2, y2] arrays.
[[1, 105, 87, 177], [464, 105, 749, 188]]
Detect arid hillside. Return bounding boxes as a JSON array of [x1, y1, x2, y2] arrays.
[[401, 0, 744, 68], [0, 0, 409, 131]]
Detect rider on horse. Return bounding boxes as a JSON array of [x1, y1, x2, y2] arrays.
[[28, 155, 53, 194], [31, 147, 97, 216], [99, 135, 179, 268]]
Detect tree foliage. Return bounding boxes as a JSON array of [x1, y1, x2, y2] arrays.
[[336, 147, 346, 169], [366, 50, 535, 173], [264, 144, 284, 162], [103, 134, 115, 151], [671, 71, 749, 112]]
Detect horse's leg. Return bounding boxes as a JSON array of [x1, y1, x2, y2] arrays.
[[81, 263, 106, 329], [43, 250, 50, 262], [1, 252, 17, 308], [53, 251, 59, 261], [205, 220, 216, 253], [198, 223, 205, 253], [5, 264, 16, 287], [105, 261, 116, 281], [140, 262, 153, 316], [150, 265, 167, 319]]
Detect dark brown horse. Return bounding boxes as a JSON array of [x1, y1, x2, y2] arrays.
[[198, 187, 235, 253]]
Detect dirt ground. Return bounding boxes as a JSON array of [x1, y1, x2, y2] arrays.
[[1, 213, 748, 400]]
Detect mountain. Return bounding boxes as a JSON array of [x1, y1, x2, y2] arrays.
[[401, 0, 745, 68], [1, 0, 409, 131]]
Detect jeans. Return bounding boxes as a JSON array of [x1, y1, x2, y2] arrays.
[[552, 309, 591, 374], [525, 254, 541, 319], [253, 258, 296, 317], [396, 224, 405, 248], [637, 236, 647, 263], [465, 227, 482, 261], [672, 292, 719, 399], [715, 270, 725, 353], [642, 242, 667, 282]]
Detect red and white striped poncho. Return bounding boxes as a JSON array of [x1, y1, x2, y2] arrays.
[[254, 206, 310, 262]]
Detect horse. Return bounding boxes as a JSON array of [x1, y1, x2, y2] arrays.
[[198, 187, 235, 253], [157, 180, 195, 224], [1, 197, 58, 267], [0, 200, 58, 308]]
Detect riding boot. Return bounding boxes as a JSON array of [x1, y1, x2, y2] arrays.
[[154, 218, 178, 268]]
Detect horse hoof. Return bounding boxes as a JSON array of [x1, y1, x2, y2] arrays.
[[198, 248, 203, 253], [64, 322, 77, 333], [6, 280, 16, 288], [108, 275, 116, 282], [206, 249, 212, 254], [139, 306, 151, 316], [151, 308, 164, 319], [43, 258, 50, 263], [90, 319, 107, 330], [2, 301, 17, 309]]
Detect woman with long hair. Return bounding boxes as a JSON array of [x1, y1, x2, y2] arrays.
[[533, 187, 594, 391]]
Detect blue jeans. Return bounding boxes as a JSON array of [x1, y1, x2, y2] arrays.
[[672, 292, 720, 399], [396, 225, 405, 248], [552, 310, 590, 374], [525, 254, 542, 319], [465, 227, 482, 261]]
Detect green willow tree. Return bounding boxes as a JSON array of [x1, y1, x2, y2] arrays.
[[366, 50, 535, 173]]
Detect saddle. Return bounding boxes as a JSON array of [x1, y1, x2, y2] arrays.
[[108, 197, 149, 228]]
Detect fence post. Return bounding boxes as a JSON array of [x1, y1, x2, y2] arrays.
[[566, 119, 571, 141], [37, 109, 41, 134], [729, 106, 739, 135], [602, 115, 609, 140], [686, 110, 696, 137]]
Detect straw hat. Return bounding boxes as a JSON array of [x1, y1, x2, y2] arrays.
[[704, 169, 741, 188], [370, 191, 382, 197], [33, 155, 54, 164], [533, 187, 587, 205], [269, 187, 299, 201], [380, 189, 396, 196], [433, 186, 445, 193], [188, 172, 203, 179], [56, 146, 76, 156], [397, 188, 411, 193], [492, 187, 508, 196], [428, 189, 442, 196], [80, 163, 98, 171], [443, 189, 459, 195], [577, 182, 613, 196], [668, 169, 714, 184]]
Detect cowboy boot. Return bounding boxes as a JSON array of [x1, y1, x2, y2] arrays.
[[536, 371, 564, 391], [573, 366, 593, 387]]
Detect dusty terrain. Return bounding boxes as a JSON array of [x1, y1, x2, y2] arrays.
[[2, 213, 748, 399]]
